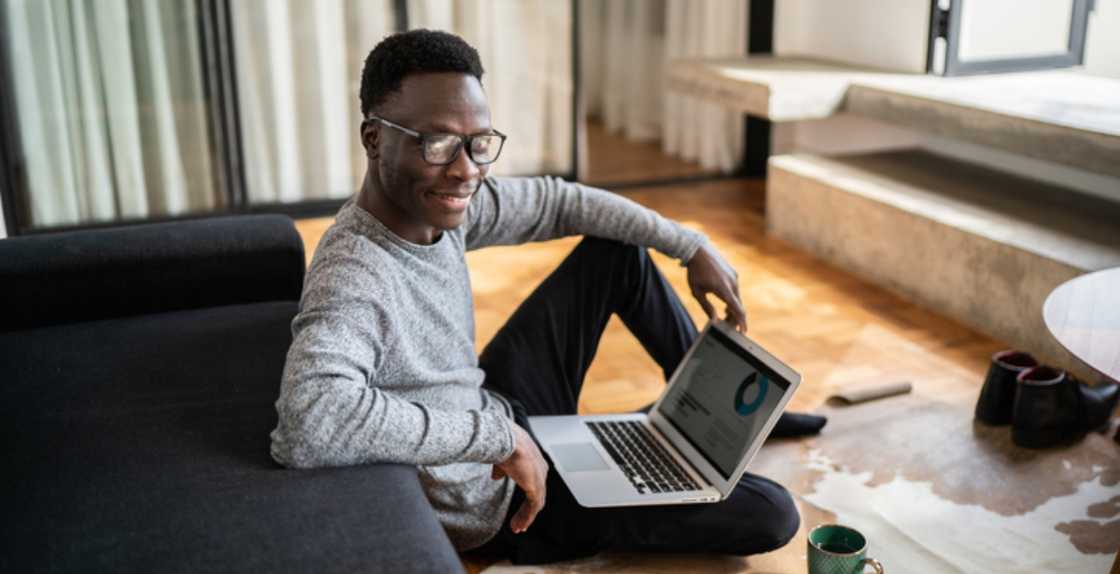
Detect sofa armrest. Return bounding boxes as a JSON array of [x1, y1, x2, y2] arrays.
[[0, 214, 305, 332]]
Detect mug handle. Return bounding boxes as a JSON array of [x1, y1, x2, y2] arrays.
[[861, 557, 884, 573]]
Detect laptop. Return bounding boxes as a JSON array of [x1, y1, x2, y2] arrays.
[[528, 320, 800, 508]]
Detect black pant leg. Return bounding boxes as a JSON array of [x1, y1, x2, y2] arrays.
[[488, 469, 800, 565], [597, 472, 801, 557], [476, 237, 800, 564], [476, 237, 698, 561], [479, 237, 697, 418]]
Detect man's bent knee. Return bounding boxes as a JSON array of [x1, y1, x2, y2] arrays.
[[753, 487, 800, 554], [574, 236, 646, 263], [572, 237, 656, 294], [727, 481, 801, 556]]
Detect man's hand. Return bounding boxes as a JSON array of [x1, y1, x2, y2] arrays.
[[492, 422, 549, 534], [687, 243, 747, 332]]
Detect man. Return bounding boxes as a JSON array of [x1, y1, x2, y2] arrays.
[[272, 29, 818, 565]]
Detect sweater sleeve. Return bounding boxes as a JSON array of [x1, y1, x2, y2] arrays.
[[464, 176, 708, 263], [269, 250, 515, 469]]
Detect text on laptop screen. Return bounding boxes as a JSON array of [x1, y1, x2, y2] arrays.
[[659, 328, 790, 479]]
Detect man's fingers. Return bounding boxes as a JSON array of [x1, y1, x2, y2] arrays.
[[722, 285, 749, 332], [510, 466, 546, 533], [510, 501, 532, 533], [686, 245, 748, 331], [501, 423, 549, 534], [730, 275, 748, 332], [492, 466, 505, 480], [693, 289, 717, 320], [511, 490, 545, 533], [727, 301, 748, 333]]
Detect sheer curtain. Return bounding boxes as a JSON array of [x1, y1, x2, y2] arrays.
[[408, 0, 573, 175], [583, 0, 747, 171], [597, 0, 664, 142], [230, 0, 396, 204], [5, 0, 215, 228]]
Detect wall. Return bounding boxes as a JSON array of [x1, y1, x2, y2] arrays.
[[1084, 0, 1120, 78], [773, 0, 929, 73]]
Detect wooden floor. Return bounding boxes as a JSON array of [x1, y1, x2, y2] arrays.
[[581, 119, 721, 186]]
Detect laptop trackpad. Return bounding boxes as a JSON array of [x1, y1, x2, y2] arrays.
[[552, 442, 610, 472]]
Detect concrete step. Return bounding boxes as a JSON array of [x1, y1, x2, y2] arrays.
[[669, 56, 1120, 179], [767, 149, 1120, 377]]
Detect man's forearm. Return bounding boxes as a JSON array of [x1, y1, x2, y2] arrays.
[[271, 379, 515, 468]]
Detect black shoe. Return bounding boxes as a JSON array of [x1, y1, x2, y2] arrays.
[[770, 411, 827, 438], [975, 350, 1038, 426], [1078, 378, 1119, 432], [1012, 366, 1082, 448]]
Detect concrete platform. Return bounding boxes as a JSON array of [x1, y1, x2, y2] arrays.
[[846, 72, 1120, 179], [669, 56, 1120, 178], [666, 56, 866, 121], [767, 149, 1120, 375]]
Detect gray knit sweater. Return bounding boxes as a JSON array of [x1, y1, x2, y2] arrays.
[[271, 175, 706, 549]]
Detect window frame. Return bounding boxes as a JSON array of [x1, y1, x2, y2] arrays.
[[928, 0, 1095, 76]]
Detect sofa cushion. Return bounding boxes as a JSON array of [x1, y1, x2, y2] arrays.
[[0, 214, 306, 333], [0, 302, 462, 573]]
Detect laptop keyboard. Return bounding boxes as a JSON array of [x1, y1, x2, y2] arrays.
[[586, 420, 701, 495]]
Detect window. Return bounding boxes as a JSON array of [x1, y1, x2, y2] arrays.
[[928, 0, 1095, 76]]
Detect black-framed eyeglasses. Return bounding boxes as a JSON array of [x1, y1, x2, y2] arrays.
[[364, 115, 507, 166]]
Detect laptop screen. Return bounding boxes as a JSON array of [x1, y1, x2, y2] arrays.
[[658, 328, 791, 479]]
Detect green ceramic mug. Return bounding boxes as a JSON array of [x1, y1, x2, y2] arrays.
[[807, 524, 884, 574]]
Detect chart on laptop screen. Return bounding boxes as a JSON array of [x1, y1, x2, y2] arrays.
[[660, 331, 789, 478]]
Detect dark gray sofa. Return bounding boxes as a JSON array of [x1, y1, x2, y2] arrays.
[[0, 215, 464, 573]]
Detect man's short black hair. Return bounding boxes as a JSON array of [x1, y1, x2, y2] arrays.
[[360, 29, 485, 116]]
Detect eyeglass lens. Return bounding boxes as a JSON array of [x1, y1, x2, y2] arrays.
[[424, 134, 502, 165]]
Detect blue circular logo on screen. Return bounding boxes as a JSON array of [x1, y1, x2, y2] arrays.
[[734, 372, 769, 416]]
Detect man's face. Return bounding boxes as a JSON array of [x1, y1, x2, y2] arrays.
[[364, 73, 492, 241]]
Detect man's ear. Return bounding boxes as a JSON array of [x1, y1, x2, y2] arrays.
[[360, 119, 380, 161]]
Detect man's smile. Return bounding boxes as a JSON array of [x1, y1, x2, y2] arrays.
[[427, 189, 473, 211]]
